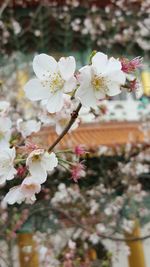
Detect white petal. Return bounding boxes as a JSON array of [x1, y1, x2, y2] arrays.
[[46, 90, 64, 113], [42, 152, 58, 171], [63, 76, 77, 93], [3, 186, 24, 205], [78, 65, 92, 86], [0, 175, 6, 185], [104, 57, 123, 76], [33, 54, 57, 80], [76, 85, 97, 108], [55, 123, 63, 135], [94, 90, 105, 100], [92, 52, 108, 74], [21, 176, 41, 195], [29, 161, 47, 183], [58, 56, 76, 80], [9, 147, 16, 160], [6, 167, 17, 181], [0, 117, 12, 131], [106, 82, 122, 96], [0, 140, 10, 149], [18, 120, 41, 138], [108, 70, 126, 84], [0, 101, 10, 115], [24, 79, 50, 101]]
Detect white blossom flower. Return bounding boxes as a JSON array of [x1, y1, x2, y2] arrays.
[[24, 53, 76, 113], [0, 101, 10, 115], [17, 119, 41, 138], [76, 52, 126, 108], [0, 147, 17, 184], [89, 199, 99, 215], [0, 117, 12, 148], [68, 240, 76, 250], [96, 223, 106, 233], [122, 219, 135, 233], [26, 149, 58, 183], [12, 19, 21, 35], [40, 94, 79, 134], [89, 233, 100, 244], [79, 106, 95, 123], [3, 176, 41, 205]]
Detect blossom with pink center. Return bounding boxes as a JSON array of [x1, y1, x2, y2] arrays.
[[74, 145, 85, 156], [121, 57, 143, 73], [26, 149, 58, 183], [70, 162, 86, 182], [0, 147, 17, 184], [3, 176, 41, 205]]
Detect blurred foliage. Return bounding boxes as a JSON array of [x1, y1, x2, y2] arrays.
[[0, 0, 150, 60]]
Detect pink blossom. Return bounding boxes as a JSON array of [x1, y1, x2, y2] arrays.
[[121, 57, 143, 73], [21, 177, 41, 199], [71, 162, 86, 182], [17, 166, 26, 177], [74, 145, 85, 156]]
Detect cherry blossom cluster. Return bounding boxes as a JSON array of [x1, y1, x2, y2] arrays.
[[24, 52, 142, 112], [0, 51, 142, 206], [0, 140, 149, 266]]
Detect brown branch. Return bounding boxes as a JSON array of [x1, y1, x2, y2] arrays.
[[48, 102, 82, 152], [27, 206, 150, 243], [55, 208, 150, 242]]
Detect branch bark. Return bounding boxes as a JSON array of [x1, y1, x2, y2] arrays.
[[27, 206, 150, 243], [48, 102, 82, 152]]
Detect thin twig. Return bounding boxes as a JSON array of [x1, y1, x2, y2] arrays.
[[54, 208, 150, 242], [27, 206, 150, 243], [48, 102, 82, 152]]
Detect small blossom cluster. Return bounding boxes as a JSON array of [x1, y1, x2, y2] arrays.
[[0, 139, 149, 265], [24, 52, 142, 114], [0, 101, 58, 204], [0, 51, 142, 206]]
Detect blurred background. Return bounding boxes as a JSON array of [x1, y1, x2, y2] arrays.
[[0, 1, 150, 267]]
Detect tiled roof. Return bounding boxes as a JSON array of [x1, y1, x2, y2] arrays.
[[31, 121, 147, 150]]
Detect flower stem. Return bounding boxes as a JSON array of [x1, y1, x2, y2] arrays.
[[56, 149, 73, 154], [15, 158, 26, 164], [48, 102, 82, 152], [57, 158, 75, 166]]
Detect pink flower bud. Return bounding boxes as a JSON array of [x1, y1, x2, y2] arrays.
[[17, 166, 26, 177], [121, 57, 143, 73], [71, 162, 86, 182], [74, 145, 85, 156]]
